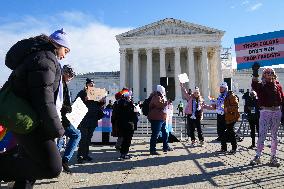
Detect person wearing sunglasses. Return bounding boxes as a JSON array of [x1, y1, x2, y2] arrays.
[[250, 63, 284, 167]]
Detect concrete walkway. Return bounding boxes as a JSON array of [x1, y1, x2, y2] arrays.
[[1, 137, 284, 188]]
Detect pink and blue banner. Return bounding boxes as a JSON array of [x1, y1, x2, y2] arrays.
[[95, 109, 112, 132], [234, 30, 284, 70]]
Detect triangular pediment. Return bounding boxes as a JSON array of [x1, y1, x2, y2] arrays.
[[117, 18, 224, 38]]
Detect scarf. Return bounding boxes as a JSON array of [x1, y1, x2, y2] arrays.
[[216, 91, 227, 115]]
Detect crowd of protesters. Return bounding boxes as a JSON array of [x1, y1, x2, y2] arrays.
[[0, 28, 284, 189]]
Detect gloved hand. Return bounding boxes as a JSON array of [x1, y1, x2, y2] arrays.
[[252, 62, 260, 77]]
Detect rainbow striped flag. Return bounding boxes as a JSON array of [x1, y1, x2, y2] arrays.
[[0, 125, 16, 151]]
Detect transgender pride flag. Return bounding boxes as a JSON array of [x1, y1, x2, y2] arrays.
[[234, 30, 284, 70]]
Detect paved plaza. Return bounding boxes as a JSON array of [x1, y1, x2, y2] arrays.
[[2, 136, 283, 189]]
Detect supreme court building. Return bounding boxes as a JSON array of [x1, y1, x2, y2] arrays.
[[116, 18, 225, 102]]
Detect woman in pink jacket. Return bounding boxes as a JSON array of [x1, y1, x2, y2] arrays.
[[181, 83, 209, 146]]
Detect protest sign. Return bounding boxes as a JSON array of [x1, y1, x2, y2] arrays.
[[87, 87, 107, 101], [95, 109, 112, 132], [235, 30, 284, 70], [66, 98, 88, 128], [178, 73, 189, 83], [91, 108, 117, 143]]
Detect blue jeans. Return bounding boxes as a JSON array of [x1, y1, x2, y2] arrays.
[[57, 124, 81, 162], [150, 120, 169, 152]]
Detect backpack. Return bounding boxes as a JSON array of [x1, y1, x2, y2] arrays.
[[142, 97, 152, 116]]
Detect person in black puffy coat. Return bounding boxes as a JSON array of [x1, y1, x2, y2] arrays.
[[0, 29, 71, 188], [114, 89, 136, 159]]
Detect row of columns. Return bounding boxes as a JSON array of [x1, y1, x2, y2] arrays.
[[120, 46, 221, 102]]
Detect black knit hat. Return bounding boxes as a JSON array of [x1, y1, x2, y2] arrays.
[[86, 78, 94, 85], [62, 64, 75, 77]]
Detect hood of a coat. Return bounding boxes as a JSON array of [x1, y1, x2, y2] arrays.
[[5, 35, 56, 70]]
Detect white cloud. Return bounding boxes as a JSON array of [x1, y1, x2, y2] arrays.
[[249, 3, 262, 11], [242, 0, 249, 5], [0, 12, 132, 86]]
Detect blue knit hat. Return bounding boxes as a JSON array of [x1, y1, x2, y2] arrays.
[[49, 28, 70, 50]]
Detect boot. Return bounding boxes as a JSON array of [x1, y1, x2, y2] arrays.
[[62, 158, 72, 174], [250, 155, 261, 165], [269, 156, 280, 167]]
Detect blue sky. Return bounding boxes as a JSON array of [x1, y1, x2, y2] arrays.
[[0, 0, 284, 85]]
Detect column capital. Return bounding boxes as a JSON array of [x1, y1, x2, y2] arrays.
[[186, 46, 194, 51], [159, 47, 165, 53], [119, 48, 126, 54], [132, 48, 139, 53], [146, 48, 152, 54], [174, 47, 181, 53], [201, 46, 208, 52]]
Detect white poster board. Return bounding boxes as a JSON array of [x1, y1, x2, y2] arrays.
[[66, 98, 88, 128], [178, 73, 189, 83]]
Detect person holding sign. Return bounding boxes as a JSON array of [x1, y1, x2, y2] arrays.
[[75, 78, 105, 164], [250, 63, 283, 167], [57, 65, 81, 174], [181, 84, 210, 146]]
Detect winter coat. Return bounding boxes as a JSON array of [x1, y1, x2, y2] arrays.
[[252, 80, 284, 107], [61, 80, 72, 128], [181, 86, 209, 119], [111, 101, 120, 137], [4, 35, 64, 139], [114, 98, 136, 132], [224, 91, 240, 124], [147, 92, 167, 121], [76, 89, 104, 128]]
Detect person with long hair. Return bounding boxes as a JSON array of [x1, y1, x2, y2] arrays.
[[0, 29, 70, 188], [250, 63, 284, 167]]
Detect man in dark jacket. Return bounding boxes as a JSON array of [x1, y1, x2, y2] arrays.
[[76, 78, 105, 163], [0, 29, 70, 188], [57, 65, 81, 174]]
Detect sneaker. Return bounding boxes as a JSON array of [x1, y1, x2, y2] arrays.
[[115, 146, 121, 152], [216, 149, 227, 153], [215, 137, 221, 141], [250, 155, 261, 165], [163, 147, 174, 152], [7, 181, 15, 188], [248, 145, 256, 149], [228, 150, 236, 155], [77, 156, 84, 164], [119, 154, 132, 160], [62, 161, 73, 174], [150, 151, 160, 155], [269, 156, 280, 167], [191, 140, 196, 146], [200, 141, 204, 146], [83, 156, 93, 161]]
